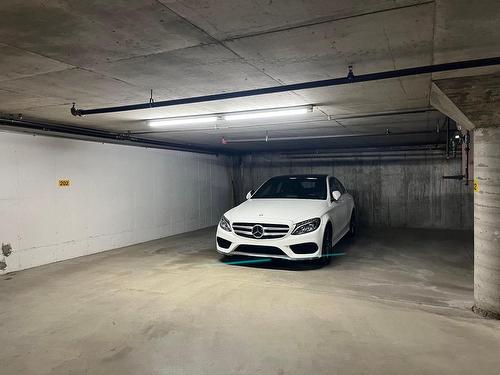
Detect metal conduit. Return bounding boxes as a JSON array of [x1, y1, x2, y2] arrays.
[[0, 117, 219, 155], [222, 129, 440, 144], [71, 57, 500, 116]]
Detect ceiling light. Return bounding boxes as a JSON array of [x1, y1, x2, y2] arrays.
[[224, 106, 312, 121], [147, 106, 313, 128], [149, 116, 217, 128]]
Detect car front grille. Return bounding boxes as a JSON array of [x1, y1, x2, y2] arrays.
[[234, 245, 286, 256], [232, 222, 290, 239]]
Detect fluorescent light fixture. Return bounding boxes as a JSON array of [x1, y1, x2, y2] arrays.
[[149, 116, 217, 128], [224, 106, 312, 121], [147, 106, 313, 128]]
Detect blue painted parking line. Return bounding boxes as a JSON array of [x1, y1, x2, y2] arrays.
[[222, 258, 273, 265]]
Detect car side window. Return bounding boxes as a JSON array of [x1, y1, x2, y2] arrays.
[[335, 178, 347, 194], [328, 177, 340, 200]]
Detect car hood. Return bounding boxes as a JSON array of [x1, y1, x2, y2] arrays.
[[225, 199, 328, 224]]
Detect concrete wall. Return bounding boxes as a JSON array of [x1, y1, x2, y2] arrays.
[[0, 132, 232, 274], [231, 150, 473, 230]]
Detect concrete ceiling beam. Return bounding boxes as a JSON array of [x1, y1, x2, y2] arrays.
[[430, 82, 475, 130]]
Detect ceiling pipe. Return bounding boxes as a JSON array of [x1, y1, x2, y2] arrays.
[[222, 129, 440, 144], [71, 57, 500, 116], [331, 108, 436, 120], [241, 143, 447, 157], [0, 117, 219, 155], [286, 151, 446, 159], [282, 144, 445, 156]]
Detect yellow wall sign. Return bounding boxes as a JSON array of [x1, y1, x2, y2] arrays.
[[474, 179, 479, 192], [58, 179, 70, 187]]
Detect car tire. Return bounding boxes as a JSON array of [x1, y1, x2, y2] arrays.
[[321, 225, 333, 265], [348, 211, 356, 238]]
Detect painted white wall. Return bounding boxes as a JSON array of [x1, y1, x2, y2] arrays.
[[0, 132, 232, 274]]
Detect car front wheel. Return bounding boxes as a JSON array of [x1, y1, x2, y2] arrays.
[[321, 225, 333, 265]]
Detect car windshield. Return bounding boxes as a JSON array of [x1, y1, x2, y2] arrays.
[[252, 176, 327, 200]]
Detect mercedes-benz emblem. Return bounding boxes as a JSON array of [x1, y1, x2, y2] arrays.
[[252, 225, 264, 238]]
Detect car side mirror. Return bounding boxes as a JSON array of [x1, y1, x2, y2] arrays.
[[331, 190, 341, 201], [246, 190, 254, 200]]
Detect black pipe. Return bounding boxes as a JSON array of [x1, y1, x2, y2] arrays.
[[465, 130, 470, 186], [0, 117, 220, 155], [71, 56, 500, 116], [332, 108, 435, 120], [288, 152, 445, 159], [282, 144, 445, 156], [446, 117, 450, 159]]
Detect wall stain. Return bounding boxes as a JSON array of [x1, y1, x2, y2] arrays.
[[1, 243, 12, 257]]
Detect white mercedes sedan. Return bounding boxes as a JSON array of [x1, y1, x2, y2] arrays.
[[216, 174, 356, 263]]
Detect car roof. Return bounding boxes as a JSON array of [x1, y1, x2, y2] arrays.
[[271, 174, 328, 179]]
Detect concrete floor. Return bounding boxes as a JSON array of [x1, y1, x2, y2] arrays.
[[1, 227, 499, 375]]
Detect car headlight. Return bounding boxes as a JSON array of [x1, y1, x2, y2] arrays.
[[292, 218, 321, 235], [219, 215, 232, 232]]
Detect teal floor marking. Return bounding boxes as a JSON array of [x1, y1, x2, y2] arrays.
[[211, 253, 346, 267], [222, 258, 272, 265]]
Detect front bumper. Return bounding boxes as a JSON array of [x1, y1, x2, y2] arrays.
[[216, 225, 323, 260]]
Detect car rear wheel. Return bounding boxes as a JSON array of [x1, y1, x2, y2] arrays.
[[321, 225, 333, 265]]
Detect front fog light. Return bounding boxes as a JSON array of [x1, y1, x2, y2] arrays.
[[292, 218, 320, 235], [219, 215, 232, 232]]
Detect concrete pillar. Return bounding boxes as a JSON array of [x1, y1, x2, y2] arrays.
[[473, 126, 500, 319]]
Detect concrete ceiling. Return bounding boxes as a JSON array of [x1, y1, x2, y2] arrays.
[[0, 0, 499, 152]]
